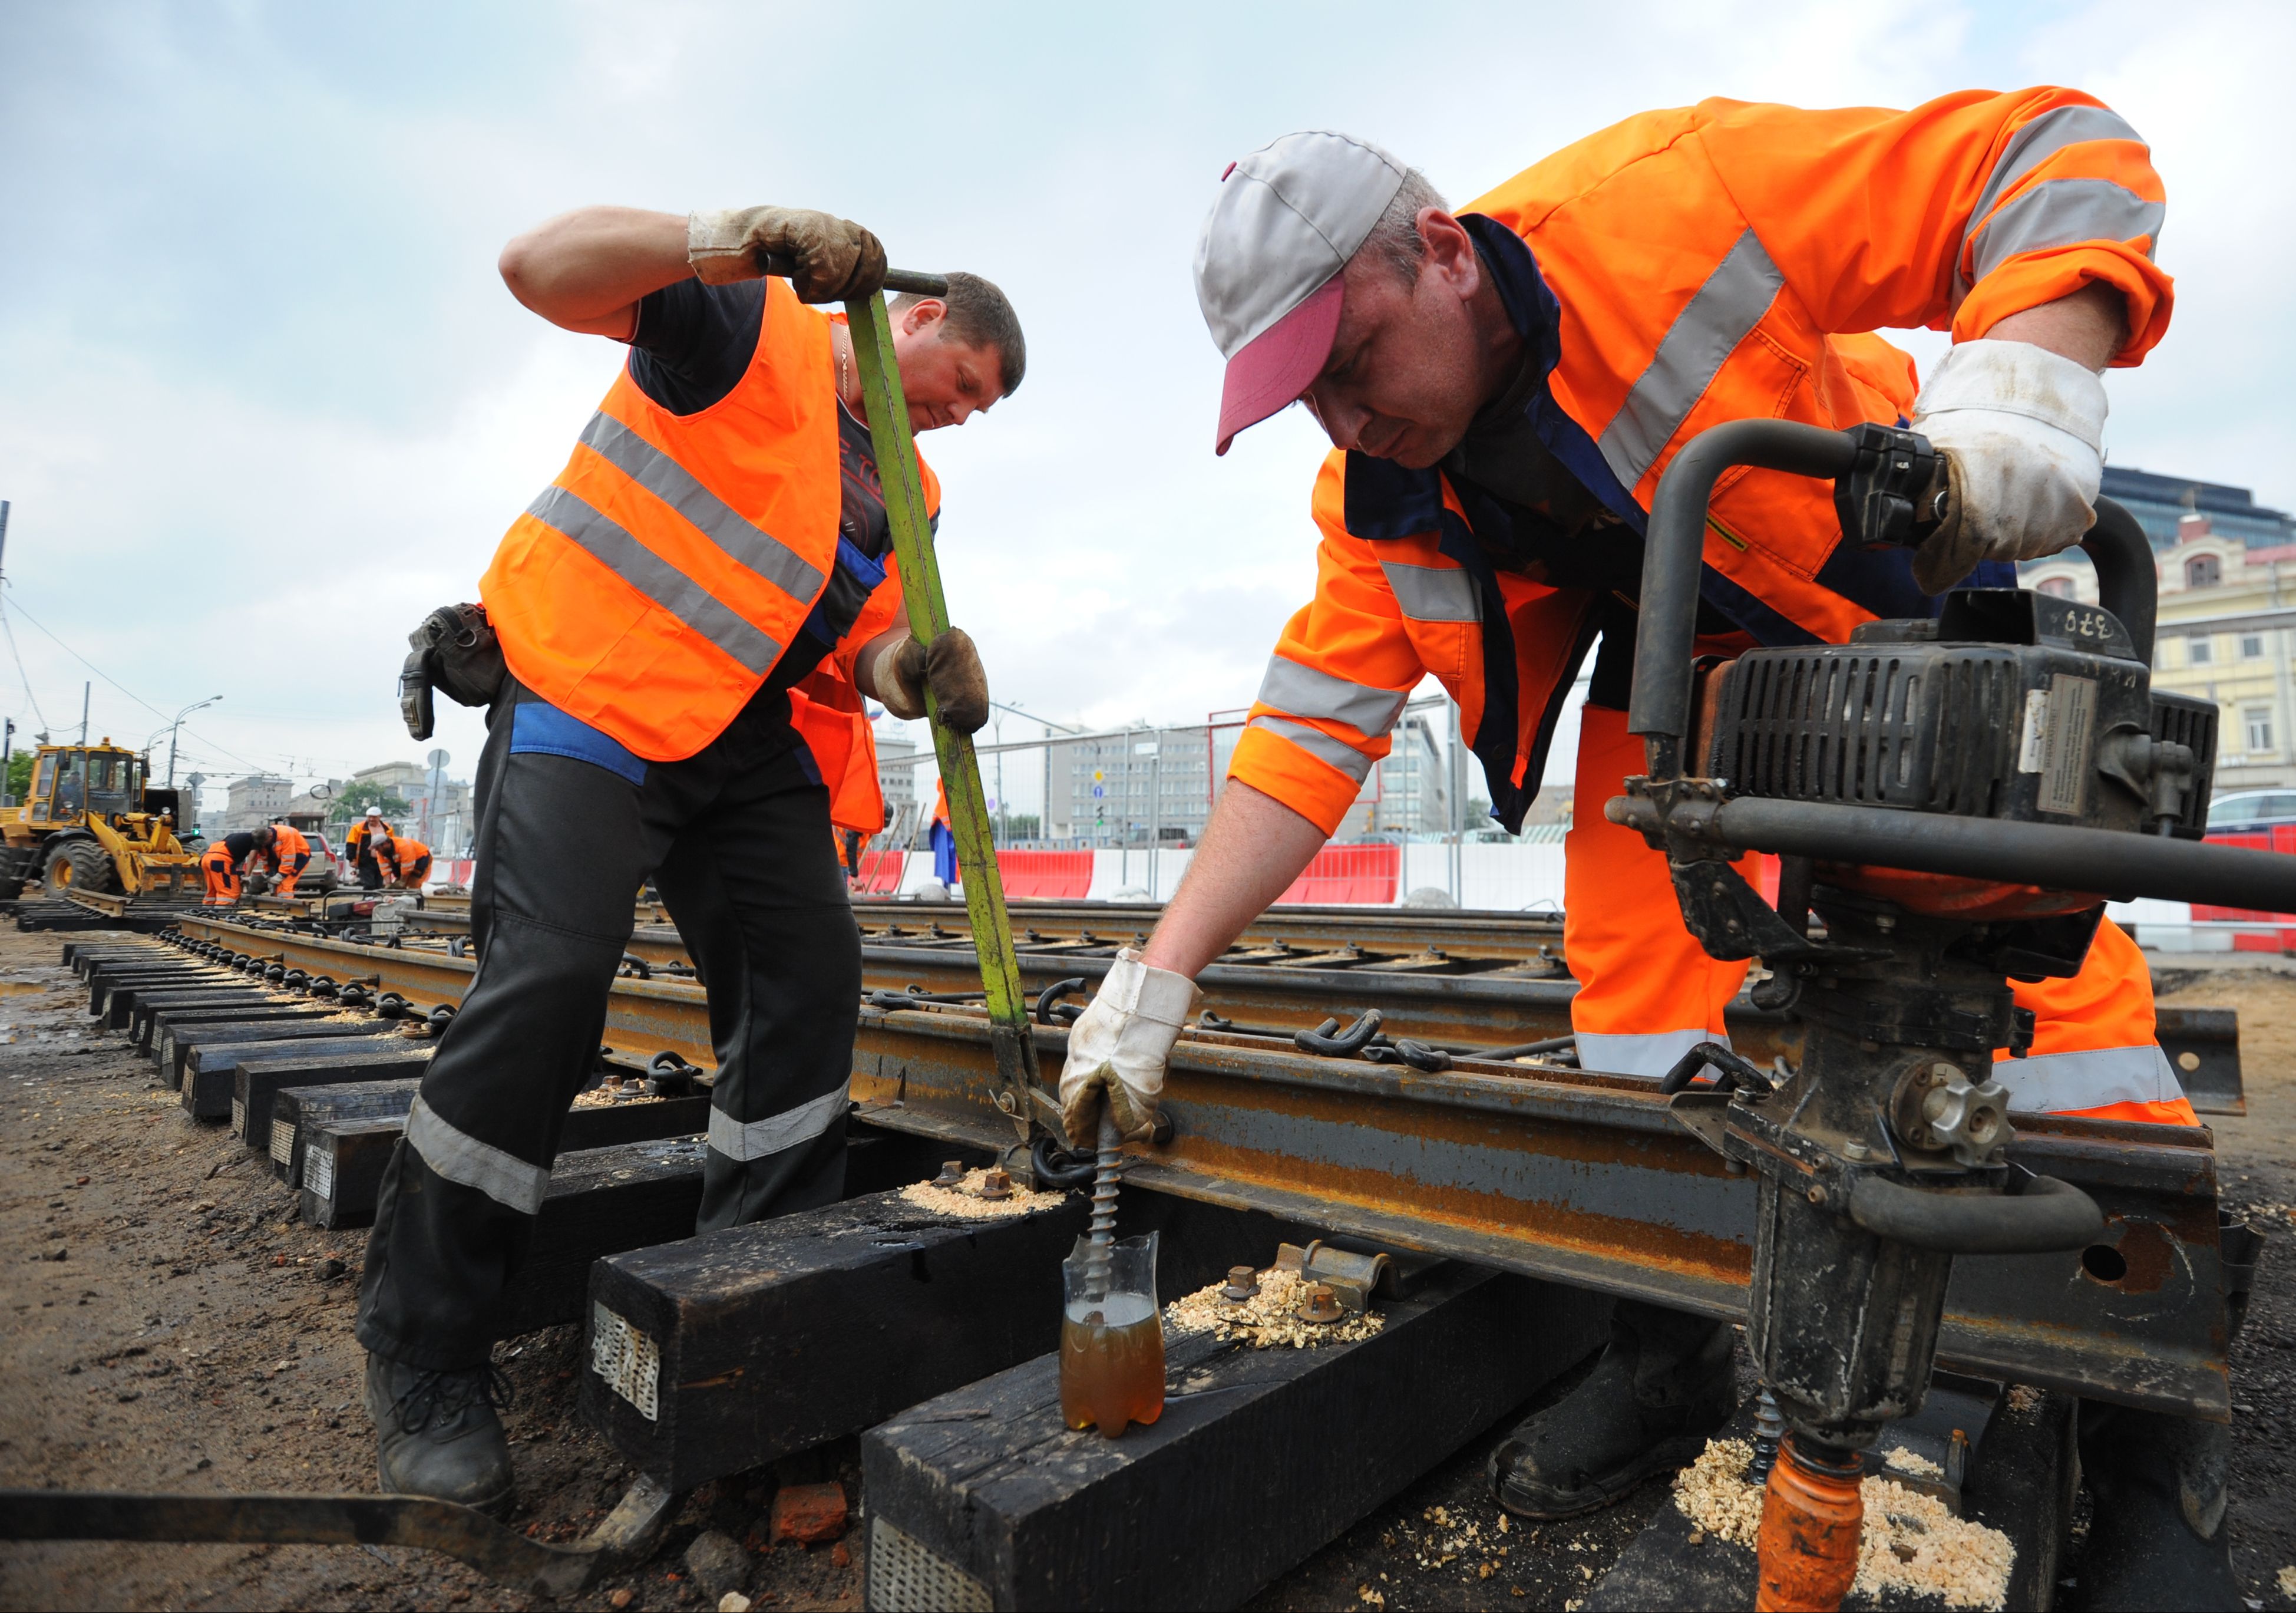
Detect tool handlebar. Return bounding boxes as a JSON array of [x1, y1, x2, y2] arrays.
[[758, 255, 950, 298]]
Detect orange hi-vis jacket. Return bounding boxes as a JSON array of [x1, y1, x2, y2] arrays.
[[381, 837, 432, 886], [1229, 88, 2169, 839], [344, 819, 392, 864], [481, 279, 937, 783], [255, 824, 312, 891]]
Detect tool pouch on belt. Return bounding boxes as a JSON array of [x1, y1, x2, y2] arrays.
[[399, 603, 506, 741]]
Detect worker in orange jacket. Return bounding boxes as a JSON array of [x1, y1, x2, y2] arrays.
[[343, 807, 394, 890], [200, 826, 275, 905], [1058, 95, 2231, 1604], [252, 822, 313, 897], [354, 199, 1017, 1513], [377, 835, 432, 889]]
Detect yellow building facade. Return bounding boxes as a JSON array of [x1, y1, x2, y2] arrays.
[[2023, 514, 2296, 796]]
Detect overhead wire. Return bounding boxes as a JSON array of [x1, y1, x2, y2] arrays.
[[0, 596, 53, 731], [1, 583, 266, 771]]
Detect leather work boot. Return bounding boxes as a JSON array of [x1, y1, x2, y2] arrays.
[[364, 1351, 515, 1515], [1486, 1298, 1737, 1519], [2069, 1214, 2260, 1612]]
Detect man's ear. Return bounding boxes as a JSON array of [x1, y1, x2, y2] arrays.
[[897, 297, 948, 337], [1416, 208, 1480, 299]]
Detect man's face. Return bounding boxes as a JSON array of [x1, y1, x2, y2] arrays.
[[891, 302, 1004, 433], [1297, 210, 1489, 469]]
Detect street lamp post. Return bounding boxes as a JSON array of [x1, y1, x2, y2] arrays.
[[164, 696, 222, 789]]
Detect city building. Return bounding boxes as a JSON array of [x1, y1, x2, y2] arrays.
[[212, 774, 292, 836], [1336, 713, 1452, 837], [1049, 725, 1213, 847], [2098, 466, 2296, 552], [2023, 514, 2296, 794]]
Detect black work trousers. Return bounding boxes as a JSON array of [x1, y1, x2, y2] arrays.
[[356, 680, 861, 1370]]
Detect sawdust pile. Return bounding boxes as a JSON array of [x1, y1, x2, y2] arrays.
[[1881, 1446, 1943, 1480], [897, 1167, 1066, 1219], [1671, 1438, 2014, 1611], [1164, 1267, 1385, 1348], [569, 1084, 670, 1111]]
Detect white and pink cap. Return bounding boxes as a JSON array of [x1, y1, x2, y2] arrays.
[[1195, 131, 1410, 455]]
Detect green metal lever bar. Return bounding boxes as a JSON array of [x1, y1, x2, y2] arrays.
[[845, 276, 1041, 1143]]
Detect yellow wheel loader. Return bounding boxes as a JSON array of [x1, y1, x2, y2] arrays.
[[0, 741, 201, 902]]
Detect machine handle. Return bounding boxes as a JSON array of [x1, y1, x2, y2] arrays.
[[759, 255, 950, 298], [1630, 420, 2163, 773], [1848, 1171, 2104, 1255]]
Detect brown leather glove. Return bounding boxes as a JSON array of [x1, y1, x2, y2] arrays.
[[685, 206, 887, 303], [1910, 453, 1986, 596], [878, 628, 989, 734]]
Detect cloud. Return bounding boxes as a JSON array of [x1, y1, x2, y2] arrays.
[[3, 0, 2288, 832]]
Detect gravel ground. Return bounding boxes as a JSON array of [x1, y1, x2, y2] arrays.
[[2, 926, 2291, 1612]]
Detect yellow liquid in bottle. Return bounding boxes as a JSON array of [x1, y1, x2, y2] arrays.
[[1059, 1292, 1165, 1437]]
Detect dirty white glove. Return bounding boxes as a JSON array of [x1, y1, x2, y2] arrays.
[[1907, 339, 2107, 593], [1056, 949, 1202, 1147]]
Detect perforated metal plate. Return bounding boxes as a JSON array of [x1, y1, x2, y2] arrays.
[[590, 1301, 660, 1422], [270, 1121, 296, 1175], [230, 1097, 245, 1137], [306, 1140, 335, 1200], [866, 1516, 991, 1612]]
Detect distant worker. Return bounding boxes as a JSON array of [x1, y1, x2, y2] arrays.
[[344, 806, 395, 890], [1059, 96, 2231, 1606], [199, 826, 275, 905], [356, 197, 1020, 1514], [928, 777, 957, 888], [252, 822, 314, 898], [379, 834, 433, 890]]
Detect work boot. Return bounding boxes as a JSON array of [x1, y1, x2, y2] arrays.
[[364, 1351, 514, 1515], [2069, 1214, 2260, 1613], [1486, 1298, 1737, 1519]]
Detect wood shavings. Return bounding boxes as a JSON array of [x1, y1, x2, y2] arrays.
[[1671, 1438, 2014, 1611], [897, 1167, 1066, 1219], [1881, 1446, 1943, 1479], [2004, 1384, 2043, 1413], [1163, 1267, 1385, 1348], [569, 1085, 668, 1110]]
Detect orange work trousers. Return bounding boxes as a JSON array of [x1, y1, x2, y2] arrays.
[[200, 846, 241, 905], [1562, 704, 2194, 1126]]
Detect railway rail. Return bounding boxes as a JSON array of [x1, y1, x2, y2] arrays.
[[157, 908, 2234, 1419]]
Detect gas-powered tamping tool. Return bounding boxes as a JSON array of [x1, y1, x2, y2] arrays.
[[1613, 419, 2296, 1613]]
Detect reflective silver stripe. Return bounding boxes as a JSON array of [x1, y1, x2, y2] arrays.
[[1380, 560, 1479, 624], [708, 1080, 850, 1163], [527, 485, 783, 675], [1246, 715, 1376, 783], [1256, 656, 1408, 737], [1957, 105, 2145, 302], [405, 1094, 551, 1215], [1573, 1028, 1723, 1080], [1994, 1044, 2183, 1116], [1969, 178, 2165, 285], [1597, 229, 1785, 492], [575, 413, 825, 602]]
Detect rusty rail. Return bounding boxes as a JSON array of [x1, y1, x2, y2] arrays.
[[155, 915, 2231, 1416]]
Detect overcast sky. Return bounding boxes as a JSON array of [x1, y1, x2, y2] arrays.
[[3, 0, 2290, 823]]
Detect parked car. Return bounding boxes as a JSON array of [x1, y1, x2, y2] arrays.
[[2205, 791, 2296, 836]]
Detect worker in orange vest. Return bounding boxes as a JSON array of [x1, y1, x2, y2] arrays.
[[251, 822, 313, 897], [377, 834, 432, 889], [343, 807, 395, 890], [200, 826, 275, 905], [355, 199, 1016, 1512], [928, 776, 957, 888], [1058, 97, 2231, 1603]]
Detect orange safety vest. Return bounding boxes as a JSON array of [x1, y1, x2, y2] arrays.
[[257, 823, 310, 873], [1229, 88, 2171, 836], [383, 837, 433, 882], [482, 282, 940, 761]]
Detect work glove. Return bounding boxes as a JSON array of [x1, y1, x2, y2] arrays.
[[1057, 949, 1203, 1148], [870, 627, 991, 734], [686, 206, 887, 304], [1907, 339, 2108, 595]]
